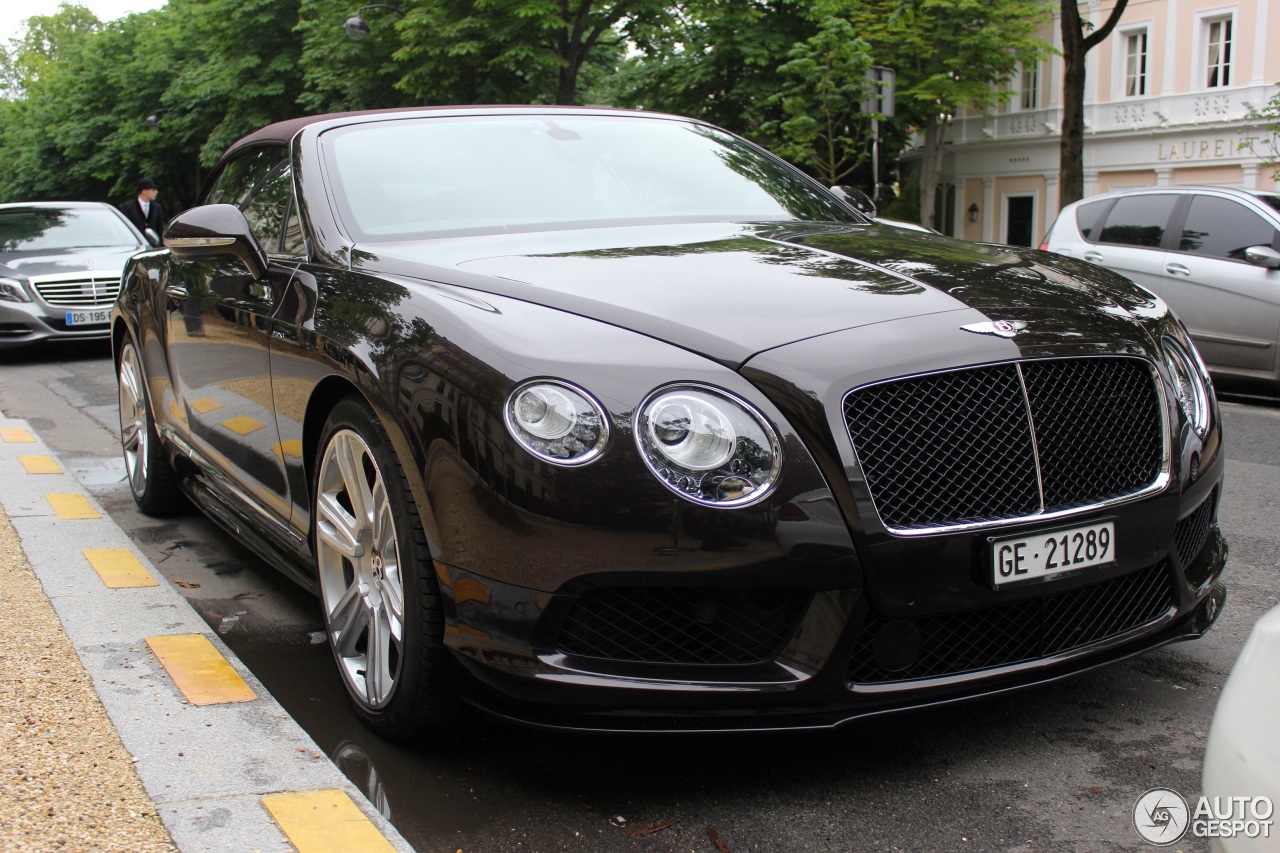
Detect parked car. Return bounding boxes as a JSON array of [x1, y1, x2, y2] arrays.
[[0, 201, 148, 349], [1042, 186, 1280, 384], [1202, 603, 1280, 852], [113, 106, 1227, 740]]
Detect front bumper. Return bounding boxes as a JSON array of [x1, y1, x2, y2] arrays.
[[0, 300, 111, 349]]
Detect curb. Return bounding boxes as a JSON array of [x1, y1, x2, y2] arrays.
[[0, 416, 414, 853]]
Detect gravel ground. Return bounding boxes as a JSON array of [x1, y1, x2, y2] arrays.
[[0, 506, 176, 852]]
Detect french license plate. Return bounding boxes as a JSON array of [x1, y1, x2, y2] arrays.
[[991, 520, 1116, 587], [65, 309, 110, 326]]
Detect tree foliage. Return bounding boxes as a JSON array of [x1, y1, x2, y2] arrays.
[[1243, 89, 1280, 181], [0, 0, 1058, 232]]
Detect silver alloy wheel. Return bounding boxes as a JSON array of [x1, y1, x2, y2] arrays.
[[316, 428, 405, 709], [117, 342, 149, 497]]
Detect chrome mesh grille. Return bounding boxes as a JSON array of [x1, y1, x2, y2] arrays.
[[847, 561, 1174, 684], [844, 358, 1164, 531], [31, 274, 121, 308], [555, 588, 811, 665]]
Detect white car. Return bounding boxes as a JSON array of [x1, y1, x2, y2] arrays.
[[1201, 604, 1280, 852], [1042, 187, 1280, 385]]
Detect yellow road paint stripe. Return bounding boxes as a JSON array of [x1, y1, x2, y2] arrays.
[[272, 439, 304, 460], [145, 634, 257, 706], [18, 455, 62, 474], [261, 790, 397, 853], [167, 398, 188, 424], [46, 494, 101, 519], [1, 428, 35, 443], [83, 548, 158, 588], [190, 397, 223, 414], [220, 415, 265, 435]]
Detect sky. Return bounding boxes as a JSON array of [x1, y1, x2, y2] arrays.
[[1, 0, 167, 46]]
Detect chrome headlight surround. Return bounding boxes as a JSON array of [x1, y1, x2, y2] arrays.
[[635, 383, 782, 508], [1161, 335, 1211, 437], [0, 277, 31, 303], [503, 379, 610, 466]]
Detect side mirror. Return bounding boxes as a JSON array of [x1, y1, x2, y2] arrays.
[[1244, 245, 1280, 270], [163, 204, 268, 280], [830, 185, 876, 218], [143, 227, 161, 248]]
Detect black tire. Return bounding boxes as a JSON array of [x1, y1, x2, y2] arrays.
[[313, 396, 458, 739], [117, 337, 185, 517]]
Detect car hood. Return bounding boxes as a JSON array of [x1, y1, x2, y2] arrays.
[[353, 221, 1150, 367], [0, 246, 142, 279]]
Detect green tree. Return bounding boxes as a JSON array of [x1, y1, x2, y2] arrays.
[[1059, 0, 1129, 206], [763, 16, 874, 185], [848, 0, 1051, 230], [1243, 89, 1280, 181], [394, 0, 669, 106], [296, 0, 418, 112]]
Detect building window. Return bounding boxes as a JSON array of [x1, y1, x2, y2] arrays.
[[1019, 63, 1039, 110], [1124, 31, 1147, 96], [1205, 16, 1232, 88]]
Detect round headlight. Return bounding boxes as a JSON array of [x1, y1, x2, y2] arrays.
[[504, 380, 609, 465], [636, 385, 782, 507], [1161, 337, 1210, 436]]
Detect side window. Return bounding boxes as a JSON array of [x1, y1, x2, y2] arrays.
[[205, 149, 279, 207], [1179, 197, 1279, 261], [241, 161, 295, 255], [1075, 199, 1111, 241], [1097, 195, 1178, 248]]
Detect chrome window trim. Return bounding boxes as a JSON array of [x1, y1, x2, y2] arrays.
[[842, 355, 1173, 538]]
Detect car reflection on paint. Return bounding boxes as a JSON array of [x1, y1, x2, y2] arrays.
[[112, 106, 1227, 740]]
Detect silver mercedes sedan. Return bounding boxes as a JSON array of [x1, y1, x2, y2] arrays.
[[0, 201, 147, 349]]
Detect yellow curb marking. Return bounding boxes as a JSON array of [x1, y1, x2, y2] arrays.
[[167, 398, 188, 424], [46, 493, 101, 519], [1, 428, 35, 443], [271, 438, 304, 461], [83, 549, 158, 588], [190, 397, 223, 414], [145, 634, 257, 706], [221, 415, 266, 435], [261, 790, 397, 853], [19, 455, 62, 474]]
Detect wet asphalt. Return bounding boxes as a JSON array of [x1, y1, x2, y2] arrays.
[[2, 341, 1277, 853]]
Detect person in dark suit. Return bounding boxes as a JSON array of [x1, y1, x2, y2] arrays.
[[119, 177, 166, 244]]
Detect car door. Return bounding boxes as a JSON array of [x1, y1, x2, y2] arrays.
[[1161, 193, 1280, 376], [163, 147, 301, 523], [1083, 192, 1181, 295]]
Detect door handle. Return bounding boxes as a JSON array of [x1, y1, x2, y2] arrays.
[[164, 284, 188, 299], [1083, 251, 1104, 262], [1165, 263, 1191, 276]]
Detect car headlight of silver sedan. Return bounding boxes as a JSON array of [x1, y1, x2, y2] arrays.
[[636, 384, 782, 507], [0, 277, 31, 302]]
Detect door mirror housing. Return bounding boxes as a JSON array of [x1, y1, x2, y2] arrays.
[[163, 204, 269, 280], [1243, 245, 1280, 270], [142, 227, 161, 248], [829, 185, 877, 219]]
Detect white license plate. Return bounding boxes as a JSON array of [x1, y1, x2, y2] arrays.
[[991, 520, 1116, 587], [65, 309, 110, 326]]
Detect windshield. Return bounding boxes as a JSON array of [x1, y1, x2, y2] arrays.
[[0, 207, 142, 254], [320, 115, 861, 240]]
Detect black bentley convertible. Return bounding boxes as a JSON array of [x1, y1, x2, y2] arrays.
[[112, 106, 1227, 738]]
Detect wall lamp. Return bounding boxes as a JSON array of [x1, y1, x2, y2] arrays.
[[344, 4, 405, 39], [967, 203, 980, 223]]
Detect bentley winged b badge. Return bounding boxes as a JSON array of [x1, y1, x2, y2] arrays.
[[961, 319, 1027, 339]]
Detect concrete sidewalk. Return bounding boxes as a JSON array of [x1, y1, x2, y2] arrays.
[[0, 415, 413, 853]]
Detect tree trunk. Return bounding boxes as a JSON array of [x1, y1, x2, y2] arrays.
[[1058, 1, 1087, 207], [1058, 0, 1130, 208], [556, 61, 580, 105], [918, 116, 946, 231]]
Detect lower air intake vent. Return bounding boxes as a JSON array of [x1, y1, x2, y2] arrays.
[[556, 588, 811, 665], [848, 561, 1173, 684]]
